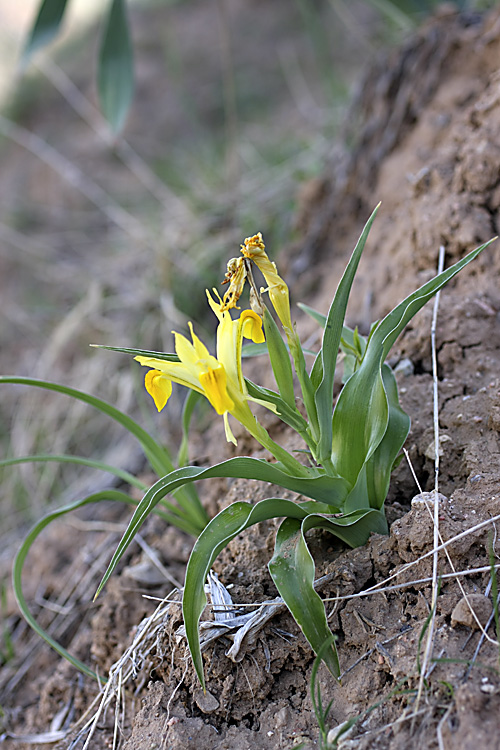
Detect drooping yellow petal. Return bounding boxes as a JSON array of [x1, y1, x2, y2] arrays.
[[240, 309, 265, 344], [199, 365, 234, 415], [241, 233, 293, 333], [144, 369, 173, 412], [223, 412, 237, 445]]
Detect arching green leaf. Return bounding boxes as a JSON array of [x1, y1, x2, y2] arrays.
[[98, 0, 134, 133]]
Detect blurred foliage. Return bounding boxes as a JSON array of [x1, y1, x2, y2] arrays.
[[23, 0, 499, 132]]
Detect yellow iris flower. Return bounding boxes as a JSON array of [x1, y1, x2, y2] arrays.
[[135, 292, 265, 445], [221, 233, 293, 334]]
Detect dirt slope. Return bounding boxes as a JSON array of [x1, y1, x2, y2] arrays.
[[3, 7, 500, 750]]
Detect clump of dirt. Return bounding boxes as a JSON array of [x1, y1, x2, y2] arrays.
[[3, 6, 500, 750]]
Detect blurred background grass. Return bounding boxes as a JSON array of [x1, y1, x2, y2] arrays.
[[0, 0, 495, 539]]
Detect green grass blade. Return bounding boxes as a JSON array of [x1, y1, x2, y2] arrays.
[[269, 517, 340, 679], [0, 376, 173, 479], [0, 454, 147, 491], [12, 488, 140, 682], [184, 498, 310, 687], [98, 0, 134, 133], [96, 458, 350, 599], [314, 204, 380, 464], [91, 344, 180, 363], [21, 0, 70, 63]]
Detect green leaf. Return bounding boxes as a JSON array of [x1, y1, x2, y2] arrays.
[[98, 0, 134, 133], [91, 344, 180, 363], [178, 390, 202, 467], [314, 204, 380, 463], [22, 0, 70, 63], [12, 488, 147, 681], [269, 517, 341, 679], [96, 458, 350, 600], [241, 342, 268, 358], [331, 350, 389, 489], [245, 379, 309, 435], [299, 302, 367, 388], [183, 498, 311, 687], [0, 376, 173, 477], [364, 364, 410, 509], [0, 453, 147, 491], [184, 500, 386, 687], [297, 302, 327, 329], [263, 307, 296, 408], [302, 507, 388, 546], [372, 238, 496, 360], [0, 376, 208, 532]]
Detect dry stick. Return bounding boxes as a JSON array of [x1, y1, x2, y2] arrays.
[[415, 244, 445, 715], [324, 513, 500, 601]]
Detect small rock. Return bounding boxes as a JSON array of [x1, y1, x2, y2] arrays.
[[193, 688, 220, 713], [411, 491, 447, 508], [424, 435, 451, 460], [451, 594, 493, 630], [394, 358, 414, 377]]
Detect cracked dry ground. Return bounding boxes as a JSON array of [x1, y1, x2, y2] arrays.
[[3, 8, 500, 750]]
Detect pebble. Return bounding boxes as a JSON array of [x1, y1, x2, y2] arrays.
[[451, 594, 493, 629]]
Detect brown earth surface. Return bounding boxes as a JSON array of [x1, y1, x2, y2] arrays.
[[2, 6, 500, 750]]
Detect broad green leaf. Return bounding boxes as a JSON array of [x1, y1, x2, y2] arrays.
[[314, 204, 380, 463], [330, 353, 388, 488], [22, 0, 70, 63], [98, 0, 134, 133], [263, 307, 296, 408], [184, 502, 386, 687], [96, 458, 350, 599], [269, 517, 341, 679], [0, 453, 146, 491], [364, 364, 410, 509], [183, 497, 311, 687]]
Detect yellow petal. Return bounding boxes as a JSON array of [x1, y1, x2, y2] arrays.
[[173, 329, 198, 366], [240, 309, 265, 343], [241, 234, 293, 332], [144, 370, 173, 412], [198, 365, 234, 415], [223, 412, 237, 445]]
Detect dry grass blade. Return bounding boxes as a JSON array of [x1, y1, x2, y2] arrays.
[[414, 244, 445, 716]]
